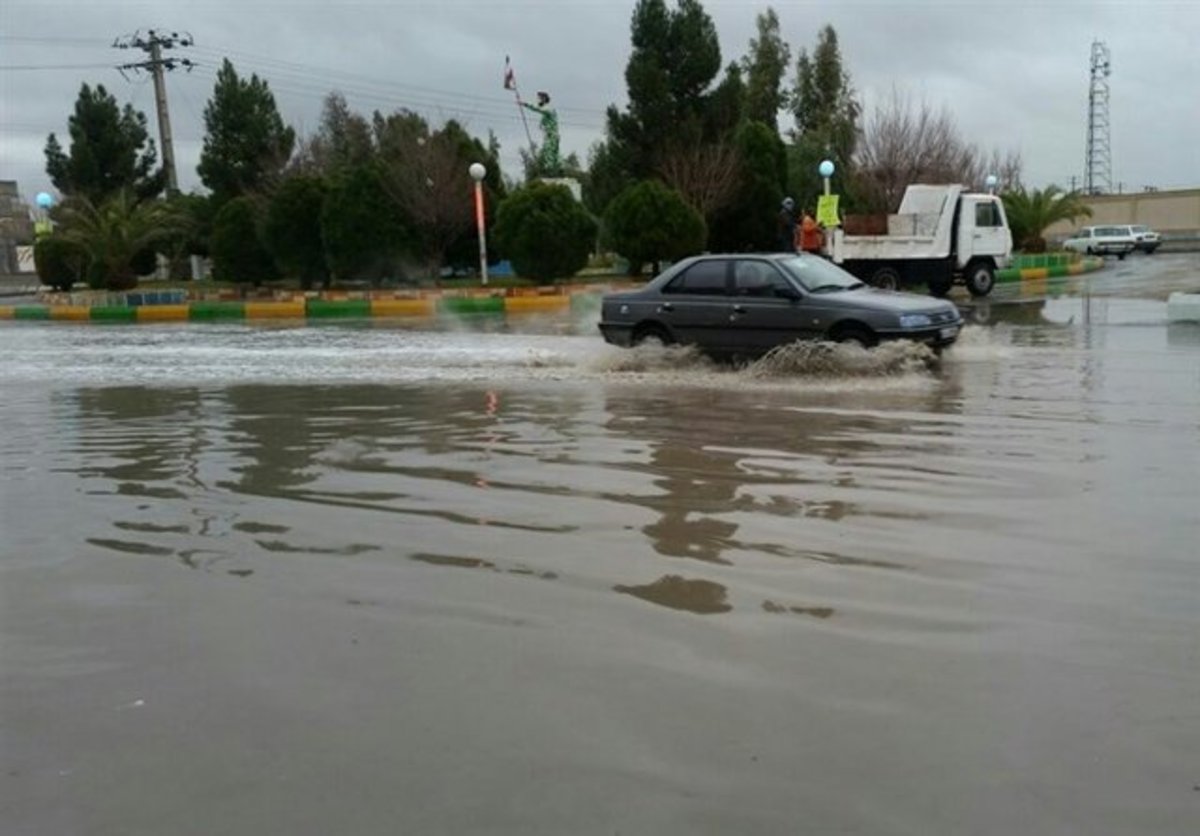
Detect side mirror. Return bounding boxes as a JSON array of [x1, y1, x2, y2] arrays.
[[775, 285, 803, 301]]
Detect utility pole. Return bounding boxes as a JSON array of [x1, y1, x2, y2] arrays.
[[114, 30, 194, 194]]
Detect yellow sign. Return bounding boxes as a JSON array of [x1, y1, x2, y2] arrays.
[[817, 194, 840, 227], [34, 219, 53, 238]]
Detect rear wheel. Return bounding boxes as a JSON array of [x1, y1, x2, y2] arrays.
[[964, 261, 995, 298], [829, 323, 877, 349], [869, 266, 900, 291], [631, 323, 672, 347]]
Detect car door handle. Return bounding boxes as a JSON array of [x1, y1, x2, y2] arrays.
[[731, 305, 746, 314], [659, 302, 674, 312]]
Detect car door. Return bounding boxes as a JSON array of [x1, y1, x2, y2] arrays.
[[657, 258, 732, 350], [729, 259, 809, 352]]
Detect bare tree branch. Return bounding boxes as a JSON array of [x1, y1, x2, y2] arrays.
[[657, 139, 742, 221]]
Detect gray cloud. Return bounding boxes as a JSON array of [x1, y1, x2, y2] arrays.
[[2, 0, 1197, 203]]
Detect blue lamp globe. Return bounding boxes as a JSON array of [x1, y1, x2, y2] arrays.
[[985, 175, 998, 189], [36, 192, 53, 209], [818, 160, 835, 178]]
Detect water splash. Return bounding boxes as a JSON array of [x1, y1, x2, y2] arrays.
[[746, 340, 937, 379]]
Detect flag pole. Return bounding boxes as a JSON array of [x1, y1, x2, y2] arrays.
[[505, 56, 536, 152]]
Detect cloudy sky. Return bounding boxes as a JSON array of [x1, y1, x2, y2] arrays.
[[3, 0, 1198, 204]]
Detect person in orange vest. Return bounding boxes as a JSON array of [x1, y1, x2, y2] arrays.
[[799, 207, 824, 254]]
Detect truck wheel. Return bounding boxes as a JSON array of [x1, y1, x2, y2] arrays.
[[964, 261, 994, 297], [869, 267, 900, 291]]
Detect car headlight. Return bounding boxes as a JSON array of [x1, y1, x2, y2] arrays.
[[899, 313, 933, 328]]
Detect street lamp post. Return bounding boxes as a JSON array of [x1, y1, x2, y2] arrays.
[[469, 162, 489, 287], [819, 159, 835, 196]]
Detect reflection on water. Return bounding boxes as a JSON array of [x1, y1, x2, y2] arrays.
[[614, 574, 732, 615]]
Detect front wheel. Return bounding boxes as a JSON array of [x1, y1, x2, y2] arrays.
[[829, 323, 877, 349], [964, 261, 995, 298]]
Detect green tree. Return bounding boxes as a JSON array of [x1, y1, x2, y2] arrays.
[[53, 190, 189, 290], [1002, 186, 1092, 252], [604, 180, 706, 273], [198, 59, 296, 204], [494, 182, 597, 283], [262, 175, 329, 288], [33, 235, 89, 292], [708, 120, 787, 252], [605, 0, 723, 180], [209, 196, 278, 285], [374, 112, 502, 279], [295, 91, 375, 175], [320, 163, 410, 283], [789, 25, 860, 206], [741, 8, 790, 132], [44, 83, 164, 203]]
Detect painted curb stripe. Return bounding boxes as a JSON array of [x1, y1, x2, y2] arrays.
[[370, 298, 436, 317], [14, 306, 51, 320], [189, 302, 246, 320], [137, 305, 191, 322], [0, 306, 13, 319], [504, 295, 571, 314], [307, 299, 371, 318], [245, 301, 307, 319], [50, 306, 91, 321], [90, 306, 137, 322], [439, 296, 505, 315]]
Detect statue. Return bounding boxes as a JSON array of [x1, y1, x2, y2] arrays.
[[520, 91, 561, 177]]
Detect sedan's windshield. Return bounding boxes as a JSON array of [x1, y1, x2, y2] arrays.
[[778, 255, 864, 292]]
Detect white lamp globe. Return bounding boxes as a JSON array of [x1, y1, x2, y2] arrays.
[[469, 163, 487, 182], [818, 160, 835, 178]]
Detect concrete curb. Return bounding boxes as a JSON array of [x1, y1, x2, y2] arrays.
[[0, 291, 606, 323], [996, 255, 1104, 284]]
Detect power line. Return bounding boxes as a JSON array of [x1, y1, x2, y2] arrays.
[[0, 63, 118, 71]]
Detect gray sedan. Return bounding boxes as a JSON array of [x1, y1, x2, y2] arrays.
[[598, 253, 963, 357]]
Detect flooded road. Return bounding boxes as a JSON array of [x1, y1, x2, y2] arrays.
[[3, 254, 1199, 835]]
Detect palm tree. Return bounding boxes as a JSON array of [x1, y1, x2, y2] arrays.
[[54, 190, 191, 290], [1001, 185, 1092, 253]]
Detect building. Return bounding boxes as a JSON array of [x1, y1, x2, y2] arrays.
[[0, 181, 36, 276]]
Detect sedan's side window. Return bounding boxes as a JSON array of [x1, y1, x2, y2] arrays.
[[735, 261, 793, 298], [664, 260, 728, 295]]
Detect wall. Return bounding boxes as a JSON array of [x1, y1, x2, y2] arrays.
[[1045, 187, 1200, 239]]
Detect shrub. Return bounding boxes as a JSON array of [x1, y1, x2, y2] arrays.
[[210, 196, 278, 285], [34, 236, 88, 292], [604, 180, 706, 273], [493, 182, 596, 283], [321, 164, 411, 284], [263, 175, 329, 289]]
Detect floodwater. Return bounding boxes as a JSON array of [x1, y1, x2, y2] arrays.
[[3, 254, 1199, 835]]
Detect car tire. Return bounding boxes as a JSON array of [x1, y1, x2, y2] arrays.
[[631, 323, 672, 347], [869, 266, 901, 291], [829, 323, 877, 349], [964, 261, 995, 298], [1117, 251, 1126, 261]]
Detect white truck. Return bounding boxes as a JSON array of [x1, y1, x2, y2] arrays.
[[824, 184, 1013, 298]]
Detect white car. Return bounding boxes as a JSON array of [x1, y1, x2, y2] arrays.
[[1123, 224, 1161, 254], [1063, 225, 1136, 259]]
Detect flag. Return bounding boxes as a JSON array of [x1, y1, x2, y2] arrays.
[[503, 56, 516, 90]]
